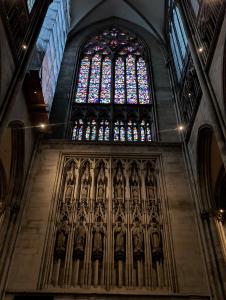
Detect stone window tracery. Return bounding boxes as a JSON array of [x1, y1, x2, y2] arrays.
[[71, 26, 154, 142]]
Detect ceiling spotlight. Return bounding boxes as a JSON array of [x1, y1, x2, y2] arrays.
[[22, 44, 28, 50], [220, 209, 224, 213], [188, 93, 191, 97], [198, 47, 204, 53], [39, 123, 46, 129], [34, 91, 37, 94]]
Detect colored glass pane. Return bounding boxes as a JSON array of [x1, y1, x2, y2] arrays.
[[120, 122, 126, 141], [137, 58, 150, 104], [114, 122, 120, 141], [105, 125, 110, 141], [147, 126, 152, 141], [99, 126, 104, 141], [91, 120, 97, 140], [72, 127, 76, 141], [133, 125, 138, 141], [115, 58, 125, 104], [75, 57, 90, 103], [86, 122, 91, 140], [72, 119, 83, 141], [127, 121, 133, 141], [126, 55, 137, 104], [88, 55, 101, 103], [141, 126, 145, 141], [100, 57, 111, 104]]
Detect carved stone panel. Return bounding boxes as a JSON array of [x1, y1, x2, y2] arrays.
[[41, 155, 174, 291]]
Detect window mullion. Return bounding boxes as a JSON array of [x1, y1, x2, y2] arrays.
[[124, 57, 127, 105], [135, 57, 140, 104], [99, 56, 103, 103], [110, 56, 115, 141], [86, 57, 92, 103]]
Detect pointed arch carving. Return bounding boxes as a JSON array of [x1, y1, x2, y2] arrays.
[[70, 24, 156, 142], [197, 125, 226, 299], [41, 154, 175, 291]]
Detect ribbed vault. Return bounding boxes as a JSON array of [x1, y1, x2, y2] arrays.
[[70, 0, 166, 43]]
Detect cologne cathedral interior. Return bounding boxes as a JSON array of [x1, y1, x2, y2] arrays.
[[0, 0, 226, 299]]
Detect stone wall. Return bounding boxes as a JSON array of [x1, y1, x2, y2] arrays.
[[6, 142, 209, 299]]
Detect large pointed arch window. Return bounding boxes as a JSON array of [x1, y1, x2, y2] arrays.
[[72, 26, 154, 142]]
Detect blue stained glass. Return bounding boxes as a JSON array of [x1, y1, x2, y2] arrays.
[[133, 126, 138, 141], [100, 57, 111, 104], [86, 122, 91, 140], [126, 55, 137, 104], [120, 121, 126, 141], [115, 58, 125, 104], [114, 122, 120, 141], [141, 126, 145, 141], [72, 127, 76, 141], [78, 119, 83, 141], [72, 119, 84, 140], [127, 121, 133, 141], [99, 126, 104, 141], [91, 120, 97, 140], [137, 58, 150, 104], [147, 125, 152, 141], [75, 57, 90, 103], [140, 120, 152, 142], [98, 120, 110, 141], [120, 127, 126, 141], [88, 55, 101, 103], [105, 125, 110, 141]]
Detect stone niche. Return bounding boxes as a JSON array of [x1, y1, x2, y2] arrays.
[[6, 143, 209, 299], [41, 155, 171, 291]]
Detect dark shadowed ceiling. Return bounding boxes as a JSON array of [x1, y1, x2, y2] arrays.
[[70, 0, 167, 42]]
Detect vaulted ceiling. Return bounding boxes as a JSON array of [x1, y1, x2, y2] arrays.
[[70, 0, 167, 43]]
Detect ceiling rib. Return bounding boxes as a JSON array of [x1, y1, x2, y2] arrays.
[[122, 0, 166, 45], [69, 0, 107, 37], [69, 0, 166, 45]]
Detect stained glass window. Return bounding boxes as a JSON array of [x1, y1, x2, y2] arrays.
[[115, 58, 125, 104], [126, 56, 137, 104], [127, 121, 139, 141], [72, 26, 154, 142], [141, 120, 152, 142], [100, 58, 111, 104], [75, 27, 151, 105], [85, 120, 97, 141], [88, 55, 101, 103], [72, 119, 84, 141], [137, 58, 150, 104], [114, 121, 126, 141], [72, 119, 152, 142], [98, 120, 110, 141], [76, 57, 90, 103]]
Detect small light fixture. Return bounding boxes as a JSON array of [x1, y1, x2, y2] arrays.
[[34, 91, 37, 94], [39, 123, 46, 129], [198, 47, 204, 53], [22, 44, 28, 50], [220, 209, 224, 213], [178, 125, 185, 132], [188, 93, 192, 97]]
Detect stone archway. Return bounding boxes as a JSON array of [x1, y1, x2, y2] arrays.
[[224, 39, 226, 114], [197, 125, 226, 300], [0, 160, 7, 228]]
